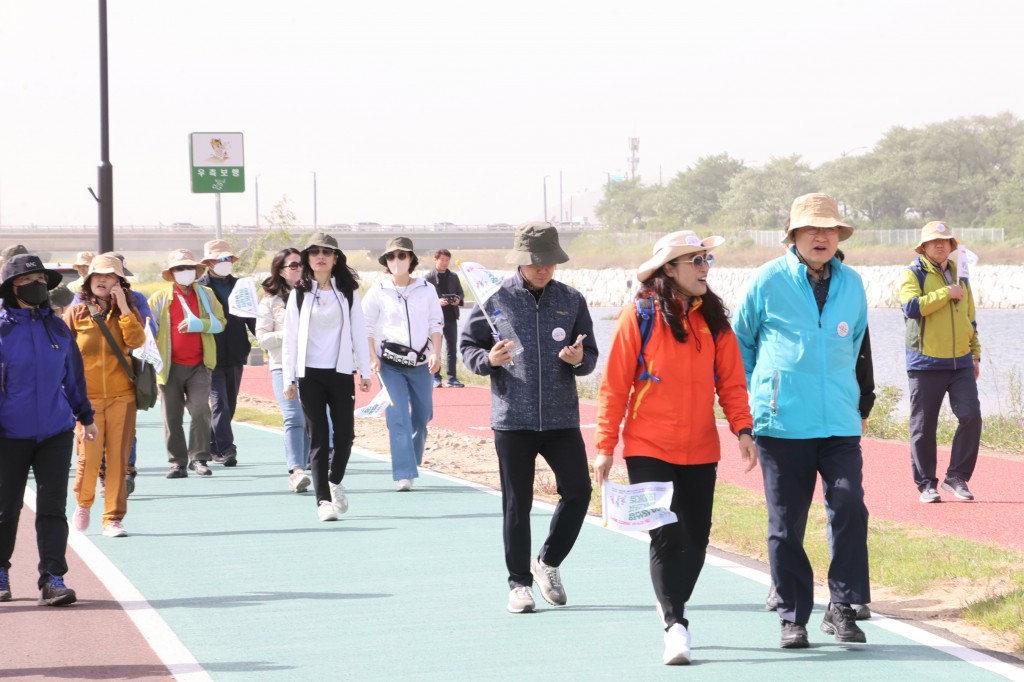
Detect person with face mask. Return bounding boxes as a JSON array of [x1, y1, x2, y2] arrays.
[[0, 253, 98, 606], [147, 249, 227, 479], [361, 237, 443, 493], [282, 234, 372, 521], [197, 240, 255, 468], [63, 254, 145, 538]]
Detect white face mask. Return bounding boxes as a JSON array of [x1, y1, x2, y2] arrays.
[[174, 270, 197, 286], [387, 257, 410, 276], [213, 262, 233, 277]]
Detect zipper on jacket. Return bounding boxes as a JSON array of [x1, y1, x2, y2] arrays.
[[949, 280, 958, 370], [770, 370, 779, 414], [535, 299, 542, 430], [1, 361, 5, 394]]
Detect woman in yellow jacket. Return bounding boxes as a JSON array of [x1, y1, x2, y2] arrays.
[[63, 254, 145, 538], [594, 231, 757, 666]]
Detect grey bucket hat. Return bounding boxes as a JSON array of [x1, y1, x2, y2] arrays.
[[505, 222, 569, 266]]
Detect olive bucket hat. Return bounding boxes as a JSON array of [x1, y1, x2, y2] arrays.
[[378, 236, 415, 266], [304, 232, 341, 254], [505, 222, 569, 266]]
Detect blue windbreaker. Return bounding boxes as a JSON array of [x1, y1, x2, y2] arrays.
[[733, 248, 867, 439], [0, 305, 94, 441]]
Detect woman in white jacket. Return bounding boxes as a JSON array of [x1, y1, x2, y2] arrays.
[[282, 234, 372, 522], [362, 237, 443, 491], [256, 248, 311, 493]]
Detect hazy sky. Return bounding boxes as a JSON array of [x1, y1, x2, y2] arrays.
[[2, 0, 1022, 228]]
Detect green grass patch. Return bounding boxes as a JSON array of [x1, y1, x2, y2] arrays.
[[965, 585, 1024, 651], [232, 406, 283, 429]]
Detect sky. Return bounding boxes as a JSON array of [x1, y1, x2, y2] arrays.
[[2, 0, 1023, 229]]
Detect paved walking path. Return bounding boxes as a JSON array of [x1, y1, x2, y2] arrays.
[[1, 365, 1021, 680]]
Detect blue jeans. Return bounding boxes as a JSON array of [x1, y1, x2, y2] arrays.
[[379, 362, 434, 481], [271, 368, 310, 472]]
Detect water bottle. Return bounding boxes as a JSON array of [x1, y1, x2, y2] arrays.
[[491, 310, 524, 356]]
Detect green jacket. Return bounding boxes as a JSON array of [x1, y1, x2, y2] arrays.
[[148, 283, 227, 384], [898, 256, 980, 371]]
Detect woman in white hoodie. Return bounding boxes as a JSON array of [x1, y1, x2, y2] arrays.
[[362, 237, 443, 491], [282, 233, 372, 522]]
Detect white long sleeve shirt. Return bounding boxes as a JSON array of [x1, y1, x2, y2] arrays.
[[282, 279, 372, 385], [361, 277, 444, 358]]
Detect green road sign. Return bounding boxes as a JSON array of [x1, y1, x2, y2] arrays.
[[189, 132, 245, 193]]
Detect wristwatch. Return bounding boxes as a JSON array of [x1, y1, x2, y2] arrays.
[[738, 428, 753, 438]]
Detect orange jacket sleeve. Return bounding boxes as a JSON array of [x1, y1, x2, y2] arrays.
[[713, 328, 754, 434], [595, 304, 641, 455]]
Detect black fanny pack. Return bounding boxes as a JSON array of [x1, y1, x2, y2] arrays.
[[381, 340, 429, 368]]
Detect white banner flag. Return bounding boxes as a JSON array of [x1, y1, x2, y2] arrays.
[[228, 276, 260, 318], [458, 261, 502, 305], [601, 480, 677, 532], [130, 318, 163, 373], [354, 384, 393, 419], [957, 245, 979, 279]]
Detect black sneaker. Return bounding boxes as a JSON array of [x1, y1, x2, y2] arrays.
[[821, 602, 867, 643], [765, 581, 778, 611], [780, 620, 809, 648], [126, 476, 135, 496], [166, 465, 188, 479], [447, 378, 465, 388], [432, 375, 443, 389], [188, 460, 213, 476], [222, 453, 237, 467], [38, 575, 76, 606], [941, 477, 974, 501]]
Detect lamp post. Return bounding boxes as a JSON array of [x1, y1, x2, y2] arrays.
[[559, 170, 563, 224], [311, 171, 318, 229], [255, 174, 261, 229], [543, 175, 549, 222], [95, 0, 114, 253]]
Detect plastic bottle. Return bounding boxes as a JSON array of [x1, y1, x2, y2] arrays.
[[491, 310, 524, 356]]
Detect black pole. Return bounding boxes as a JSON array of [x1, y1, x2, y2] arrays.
[[97, 0, 114, 253]]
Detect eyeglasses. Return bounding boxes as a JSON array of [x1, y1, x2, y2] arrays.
[[306, 247, 335, 257], [803, 227, 839, 237], [282, 262, 302, 270], [385, 251, 410, 261], [215, 256, 233, 263], [671, 254, 715, 268], [171, 265, 196, 272]]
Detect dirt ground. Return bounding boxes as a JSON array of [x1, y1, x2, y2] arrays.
[[240, 393, 1023, 663]]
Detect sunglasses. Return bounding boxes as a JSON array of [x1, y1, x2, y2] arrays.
[[171, 265, 196, 272], [803, 227, 839, 237], [214, 256, 233, 263], [672, 254, 715, 268], [307, 247, 335, 257], [385, 251, 410, 261], [282, 262, 302, 270]]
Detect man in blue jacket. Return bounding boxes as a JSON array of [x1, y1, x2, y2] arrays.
[[460, 222, 598, 615], [734, 194, 872, 649]]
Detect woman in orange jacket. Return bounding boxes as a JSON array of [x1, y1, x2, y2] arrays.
[[594, 231, 757, 666], [63, 254, 145, 538]]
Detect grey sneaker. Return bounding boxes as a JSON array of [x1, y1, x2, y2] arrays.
[[507, 585, 535, 613], [919, 487, 941, 503], [941, 477, 974, 501], [531, 556, 566, 606], [188, 460, 213, 477]]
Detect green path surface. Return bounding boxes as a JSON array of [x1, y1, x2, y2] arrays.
[[66, 411, 1023, 680]]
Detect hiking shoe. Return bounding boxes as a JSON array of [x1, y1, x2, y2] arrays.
[[317, 500, 338, 522], [941, 477, 974, 501], [212, 453, 238, 467], [166, 465, 188, 479], [126, 476, 135, 497], [447, 378, 465, 388], [663, 623, 692, 665], [432, 375, 443, 389], [780, 620, 809, 648], [102, 520, 128, 538], [765, 580, 779, 610], [396, 478, 413, 492], [188, 460, 213, 477], [0, 567, 10, 601], [531, 556, 567, 606], [852, 603, 872, 620], [507, 585, 535, 613], [821, 602, 867, 643], [330, 481, 349, 514], [289, 470, 311, 493], [72, 506, 90, 532], [39, 575, 76, 606], [919, 487, 941, 503]]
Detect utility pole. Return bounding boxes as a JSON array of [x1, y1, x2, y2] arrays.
[[311, 171, 318, 228], [255, 174, 261, 228], [95, 0, 114, 252], [543, 176, 549, 222], [559, 170, 563, 224]]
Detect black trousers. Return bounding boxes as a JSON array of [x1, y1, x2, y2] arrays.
[[0, 430, 75, 588], [626, 457, 717, 630], [908, 367, 982, 490], [210, 363, 245, 457], [434, 321, 459, 381], [758, 435, 871, 625], [298, 368, 355, 505], [494, 428, 592, 589]]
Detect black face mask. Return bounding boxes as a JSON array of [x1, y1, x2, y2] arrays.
[[15, 280, 50, 306]]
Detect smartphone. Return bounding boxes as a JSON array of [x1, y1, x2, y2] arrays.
[[572, 334, 587, 348]]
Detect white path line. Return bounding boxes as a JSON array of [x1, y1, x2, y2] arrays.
[[24, 490, 210, 681]]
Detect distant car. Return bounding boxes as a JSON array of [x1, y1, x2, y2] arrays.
[[487, 222, 512, 231], [327, 223, 353, 232], [45, 263, 80, 286], [432, 222, 457, 231], [357, 222, 383, 231], [170, 222, 199, 231], [389, 224, 406, 232]]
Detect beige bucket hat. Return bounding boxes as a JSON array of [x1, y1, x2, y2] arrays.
[[83, 253, 128, 289], [914, 221, 958, 254], [161, 248, 207, 282], [782, 193, 854, 243], [636, 230, 725, 282], [74, 251, 96, 267], [202, 239, 238, 264]]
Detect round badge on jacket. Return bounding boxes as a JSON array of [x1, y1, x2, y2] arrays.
[[551, 327, 566, 342], [837, 321, 849, 338]]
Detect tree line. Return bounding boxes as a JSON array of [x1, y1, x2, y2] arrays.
[[595, 113, 1024, 236]]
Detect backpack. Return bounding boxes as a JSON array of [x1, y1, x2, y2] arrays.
[[635, 295, 718, 383], [908, 256, 968, 293]]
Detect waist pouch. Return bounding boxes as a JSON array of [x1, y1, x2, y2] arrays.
[[381, 340, 428, 368]]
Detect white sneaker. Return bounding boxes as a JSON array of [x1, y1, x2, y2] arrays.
[[317, 500, 338, 522], [507, 585, 536, 613], [72, 506, 90, 532], [531, 556, 566, 606], [663, 623, 691, 665], [289, 470, 311, 493], [102, 520, 128, 538], [329, 482, 349, 514], [396, 478, 413, 492]]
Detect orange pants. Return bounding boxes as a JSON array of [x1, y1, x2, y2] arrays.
[[74, 393, 137, 526]]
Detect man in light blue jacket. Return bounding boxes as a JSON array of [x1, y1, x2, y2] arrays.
[[734, 193, 871, 650]]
